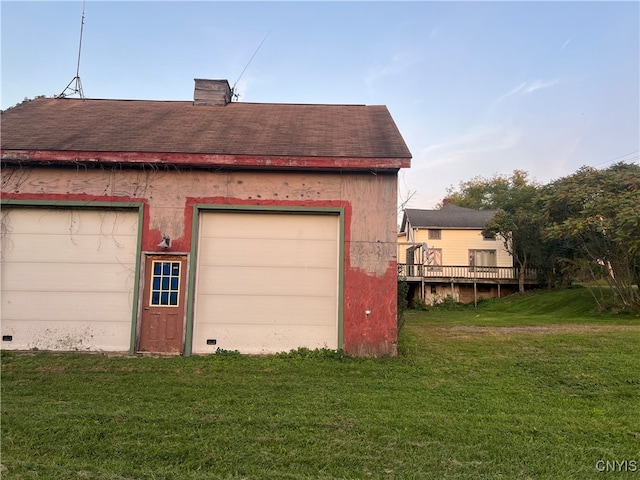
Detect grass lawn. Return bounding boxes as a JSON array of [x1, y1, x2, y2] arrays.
[[2, 288, 639, 479]]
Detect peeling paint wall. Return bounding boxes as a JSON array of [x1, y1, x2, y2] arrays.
[[1, 165, 399, 356]]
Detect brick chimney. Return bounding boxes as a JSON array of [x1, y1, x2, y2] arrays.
[[194, 79, 232, 106]]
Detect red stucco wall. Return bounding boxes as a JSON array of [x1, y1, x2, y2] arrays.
[[1, 165, 399, 356]]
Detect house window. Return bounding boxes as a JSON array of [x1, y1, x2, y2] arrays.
[[150, 261, 181, 306], [428, 229, 441, 240], [469, 250, 496, 271]]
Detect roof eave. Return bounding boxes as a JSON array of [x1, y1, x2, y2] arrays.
[[1, 149, 411, 171]]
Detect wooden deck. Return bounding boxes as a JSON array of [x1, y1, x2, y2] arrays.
[[398, 264, 538, 285]]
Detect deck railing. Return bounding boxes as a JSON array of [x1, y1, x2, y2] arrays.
[[398, 264, 538, 282]]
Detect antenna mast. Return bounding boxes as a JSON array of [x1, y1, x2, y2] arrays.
[[58, 0, 86, 99], [231, 30, 271, 101]]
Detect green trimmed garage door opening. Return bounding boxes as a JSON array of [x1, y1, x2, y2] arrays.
[[1, 207, 139, 351], [193, 211, 340, 354]]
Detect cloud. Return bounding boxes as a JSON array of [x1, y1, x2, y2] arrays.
[[525, 79, 560, 93], [561, 38, 571, 50], [497, 78, 560, 103], [363, 50, 423, 92], [400, 125, 525, 209], [415, 123, 523, 170]]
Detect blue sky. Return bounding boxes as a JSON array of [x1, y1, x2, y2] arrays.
[[2, 1, 638, 209]]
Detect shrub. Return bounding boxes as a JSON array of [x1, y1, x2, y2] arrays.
[[397, 281, 409, 331], [276, 347, 347, 360], [411, 297, 429, 311], [426, 295, 467, 311]]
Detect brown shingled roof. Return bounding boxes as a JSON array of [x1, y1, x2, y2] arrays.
[[1, 97, 412, 161], [401, 204, 498, 231]]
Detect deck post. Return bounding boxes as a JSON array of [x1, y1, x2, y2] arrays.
[[473, 280, 477, 307], [473, 266, 478, 307]]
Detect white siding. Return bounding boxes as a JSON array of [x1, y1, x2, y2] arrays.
[[1, 207, 139, 351], [193, 211, 339, 354]]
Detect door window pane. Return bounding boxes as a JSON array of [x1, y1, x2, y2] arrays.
[[150, 260, 181, 306]]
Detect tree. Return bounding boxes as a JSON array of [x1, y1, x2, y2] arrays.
[[445, 170, 530, 209], [543, 162, 640, 310], [446, 170, 546, 293]]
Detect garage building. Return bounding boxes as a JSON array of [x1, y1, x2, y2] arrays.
[[1, 79, 411, 356]]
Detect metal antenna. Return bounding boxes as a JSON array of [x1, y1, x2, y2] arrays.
[[58, 0, 86, 99], [231, 30, 271, 101]]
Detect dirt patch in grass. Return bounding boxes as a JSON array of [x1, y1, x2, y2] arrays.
[[447, 324, 640, 336]]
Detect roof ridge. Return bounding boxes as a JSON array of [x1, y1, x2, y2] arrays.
[[28, 97, 377, 108]]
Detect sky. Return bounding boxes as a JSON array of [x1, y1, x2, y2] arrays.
[[2, 1, 639, 210]]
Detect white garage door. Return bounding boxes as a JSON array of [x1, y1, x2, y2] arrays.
[[1, 207, 139, 351], [193, 211, 339, 354]]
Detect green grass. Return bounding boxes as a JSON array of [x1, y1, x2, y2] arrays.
[[2, 288, 640, 479], [408, 286, 640, 326]]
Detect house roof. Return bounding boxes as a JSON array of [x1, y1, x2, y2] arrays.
[[0, 97, 412, 170], [402, 204, 497, 230]]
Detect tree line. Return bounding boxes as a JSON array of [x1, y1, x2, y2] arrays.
[[445, 162, 640, 312]]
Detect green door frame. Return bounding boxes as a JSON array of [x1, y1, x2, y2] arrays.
[[0, 199, 145, 355]]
